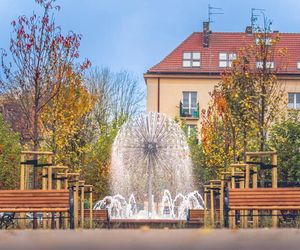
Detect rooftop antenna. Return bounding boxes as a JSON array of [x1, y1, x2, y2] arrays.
[[208, 4, 224, 24], [251, 8, 266, 29]]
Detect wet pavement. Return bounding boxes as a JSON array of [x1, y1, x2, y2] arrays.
[[1, 228, 300, 250]]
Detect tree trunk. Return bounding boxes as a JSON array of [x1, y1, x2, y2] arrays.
[[232, 126, 237, 163], [243, 129, 247, 163]]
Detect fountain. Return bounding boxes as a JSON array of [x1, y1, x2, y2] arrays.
[[94, 112, 204, 219]]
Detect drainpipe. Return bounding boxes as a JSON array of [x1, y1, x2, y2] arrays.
[[157, 77, 160, 113]]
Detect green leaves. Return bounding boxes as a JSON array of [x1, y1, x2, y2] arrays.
[[269, 111, 300, 182], [0, 114, 21, 189]]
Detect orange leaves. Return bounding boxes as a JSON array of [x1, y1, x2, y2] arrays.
[[42, 66, 95, 165]]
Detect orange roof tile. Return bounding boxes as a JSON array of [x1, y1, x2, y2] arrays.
[[147, 32, 300, 75]]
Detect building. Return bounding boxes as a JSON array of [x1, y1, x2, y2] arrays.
[[144, 22, 300, 135]]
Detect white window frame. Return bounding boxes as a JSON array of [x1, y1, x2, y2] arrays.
[[297, 62, 300, 70], [288, 93, 300, 109], [255, 37, 272, 46], [182, 91, 197, 115], [182, 52, 201, 67], [256, 61, 275, 69], [219, 52, 236, 68]]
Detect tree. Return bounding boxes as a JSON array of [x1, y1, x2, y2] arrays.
[[81, 67, 145, 199], [41, 65, 94, 168], [202, 22, 287, 173], [82, 117, 126, 200], [269, 111, 300, 182], [0, 0, 90, 189], [0, 114, 21, 189], [219, 46, 260, 161], [87, 67, 145, 126], [0, 0, 90, 151], [201, 90, 236, 176], [250, 23, 287, 151]]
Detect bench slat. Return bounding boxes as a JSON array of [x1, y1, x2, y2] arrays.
[[0, 190, 70, 212], [230, 206, 300, 210], [187, 209, 205, 221], [0, 208, 69, 212], [228, 188, 300, 210]]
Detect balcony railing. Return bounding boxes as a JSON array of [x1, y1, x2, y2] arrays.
[[179, 102, 199, 119]]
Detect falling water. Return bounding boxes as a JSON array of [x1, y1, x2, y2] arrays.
[[94, 112, 204, 219]]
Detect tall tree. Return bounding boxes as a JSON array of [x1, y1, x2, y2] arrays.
[[201, 22, 287, 172], [0, 113, 21, 189], [252, 23, 286, 151], [87, 67, 145, 127], [0, 0, 90, 151], [201, 90, 236, 176], [269, 111, 300, 182], [0, 0, 90, 191], [42, 65, 94, 168], [82, 67, 145, 199]]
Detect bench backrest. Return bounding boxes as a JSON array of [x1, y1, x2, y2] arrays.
[[0, 190, 70, 213], [187, 209, 205, 221], [80, 209, 109, 221], [228, 188, 300, 210]]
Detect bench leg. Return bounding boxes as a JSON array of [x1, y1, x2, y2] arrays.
[[253, 210, 259, 228], [272, 210, 278, 228], [51, 212, 55, 229], [69, 187, 75, 230], [59, 212, 63, 229], [229, 210, 236, 229]]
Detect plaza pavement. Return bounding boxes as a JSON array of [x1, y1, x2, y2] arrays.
[[1, 228, 300, 250]]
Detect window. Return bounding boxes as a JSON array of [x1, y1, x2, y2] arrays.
[[186, 124, 197, 137], [255, 37, 272, 46], [256, 61, 274, 69], [297, 62, 300, 70], [288, 93, 300, 109], [182, 91, 198, 117], [182, 52, 201, 67], [219, 53, 236, 68]]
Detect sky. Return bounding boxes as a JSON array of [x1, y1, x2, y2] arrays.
[[1, 0, 300, 83]]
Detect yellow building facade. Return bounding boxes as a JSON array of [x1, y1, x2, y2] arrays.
[[144, 23, 300, 134]]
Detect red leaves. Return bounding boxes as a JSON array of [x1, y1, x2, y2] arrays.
[[42, 16, 49, 25], [17, 27, 24, 39], [26, 44, 32, 50], [63, 40, 70, 49], [80, 59, 91, 70]]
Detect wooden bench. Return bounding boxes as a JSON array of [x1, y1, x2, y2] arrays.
[[78, 209, 110, 228], [187, 209, 205, 222], [0, 190, 74, 229], [81, 209, 109, 221], [226, 188, 300, 227], [93, 209, 110, 228]]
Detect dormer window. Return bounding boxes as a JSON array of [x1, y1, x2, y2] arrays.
[[255, 38, 272, 46], [182, 52, 201, 67], [256, 61, 274, 69], [219, 53, 236, 67]]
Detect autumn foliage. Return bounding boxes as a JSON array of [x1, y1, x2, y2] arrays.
[[201, 27, 287, 176]]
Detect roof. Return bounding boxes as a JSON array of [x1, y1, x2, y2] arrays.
[[147, 32, 300, 75]]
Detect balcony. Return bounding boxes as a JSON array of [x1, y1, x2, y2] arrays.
[[179, 102, 199, 119]]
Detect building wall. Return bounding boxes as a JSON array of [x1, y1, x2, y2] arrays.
[[146, 75, 300, 129]]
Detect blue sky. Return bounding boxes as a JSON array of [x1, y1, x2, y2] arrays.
[[1, 0, 300, 82]]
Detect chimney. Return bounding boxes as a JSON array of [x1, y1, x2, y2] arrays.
[[245, 26, 253, 34], [203, 21, 210, 48]]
